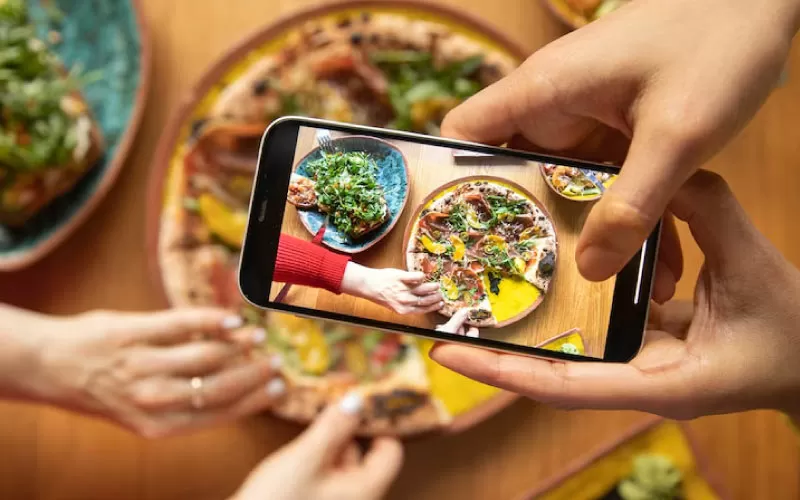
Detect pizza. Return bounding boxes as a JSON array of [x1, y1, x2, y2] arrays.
[[156, 11, 520, 434], [207, 12, 516, 134], [541, 163, 615, 201], [0, 0, 104, 226], [266, 313, 451, 435], [406, 179, 558, 327]]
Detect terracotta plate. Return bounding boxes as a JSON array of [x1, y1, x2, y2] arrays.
[[146, 0, 529, 436]]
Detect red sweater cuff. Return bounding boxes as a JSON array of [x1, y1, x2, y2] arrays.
[[274, 235, 351, 294]]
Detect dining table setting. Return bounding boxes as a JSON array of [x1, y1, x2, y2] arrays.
[[0, 0, 798, 499]]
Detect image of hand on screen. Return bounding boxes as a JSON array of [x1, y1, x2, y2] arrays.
[[431, 171, 800, 423], [435, 309, 480, 338], [275, 234, 443, 315]]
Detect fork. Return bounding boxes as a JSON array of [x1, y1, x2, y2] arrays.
[[316, 129, 336, 153]]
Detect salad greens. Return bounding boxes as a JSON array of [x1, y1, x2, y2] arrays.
[[370, 50, 484, 133], [306, 150, 388, 238], [0, 0, 97, 171]]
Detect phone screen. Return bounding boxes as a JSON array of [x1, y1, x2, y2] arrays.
[[242, 120, 658, 362]]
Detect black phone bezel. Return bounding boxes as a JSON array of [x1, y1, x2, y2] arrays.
[[239, 117, 659, 363]]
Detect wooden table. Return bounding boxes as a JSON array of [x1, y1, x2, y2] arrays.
[[0, 1, 797, 499]]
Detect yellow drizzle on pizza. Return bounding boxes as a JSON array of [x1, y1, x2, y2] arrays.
[[407, 179, 557, 327]]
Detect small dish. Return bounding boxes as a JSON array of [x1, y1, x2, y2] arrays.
[[291, 135, 410, 254]]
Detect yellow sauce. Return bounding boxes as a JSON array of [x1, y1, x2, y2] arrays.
[[485, 275, 541, 323], [542, 332, 585, 354]]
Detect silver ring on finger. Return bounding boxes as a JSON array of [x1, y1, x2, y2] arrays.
[[190, 376, 205, 410]]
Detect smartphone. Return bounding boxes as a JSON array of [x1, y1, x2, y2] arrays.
[[239, 117, 660, 363]]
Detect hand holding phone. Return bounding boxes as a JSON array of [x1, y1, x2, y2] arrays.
[[432, 171, 800, 421], [239, 118, 660, 362]]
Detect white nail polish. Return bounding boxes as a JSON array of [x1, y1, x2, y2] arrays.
[[266, 378, 285, 397], [252, 328, 267, 344], [339, 391, 363, 414], [222, 316, 243, 330], [270, 355, 283, 370]]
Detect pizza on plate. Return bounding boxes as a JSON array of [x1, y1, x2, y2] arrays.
[[406, 179, 558, 327], [156, 11, 520, 434], [266, 313, 451, 435]]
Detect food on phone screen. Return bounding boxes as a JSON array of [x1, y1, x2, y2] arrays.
[[541, 164, 615, 201], [407, 179, 558, 327], [291, 151, 389, 239]]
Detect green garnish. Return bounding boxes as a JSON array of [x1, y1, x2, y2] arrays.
[[0, 0, 97, 171], [371, 50, 485, 132], [305, 151, 388, 238], [447, 203, 469, 233], [559, 343, 579, 355]]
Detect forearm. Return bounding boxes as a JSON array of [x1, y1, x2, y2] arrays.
[[0, 304, 51, 402]]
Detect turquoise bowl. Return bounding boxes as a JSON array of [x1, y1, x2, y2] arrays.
[[292, 135, 410, 254], [0, 0, 149, 270]]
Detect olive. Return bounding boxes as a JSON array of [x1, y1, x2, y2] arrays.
[[538, 252, 556, 276], [361, 11, 371, 22], [337, 17, 351, 28], [350, 32, 363, 45]]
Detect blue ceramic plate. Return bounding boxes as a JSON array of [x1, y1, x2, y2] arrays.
[[292, 135, 409, 254], [0, 0, 149, 270]]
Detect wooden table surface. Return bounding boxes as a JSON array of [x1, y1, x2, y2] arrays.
[[281, 127, 612, 356], [0, 0, 797, 499]]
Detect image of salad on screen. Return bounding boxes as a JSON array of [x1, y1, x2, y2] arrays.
[[274, 126, 619, 359]]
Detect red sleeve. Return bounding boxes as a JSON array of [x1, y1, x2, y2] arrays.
[[274, 234, 351, 294]]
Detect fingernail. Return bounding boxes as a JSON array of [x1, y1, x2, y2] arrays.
[[266, 378, 286, 397], [252, 328, 267, 344], [270, 354, 282, 370], [339, 391, 363, 414], [221, 315, 243, 330]]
